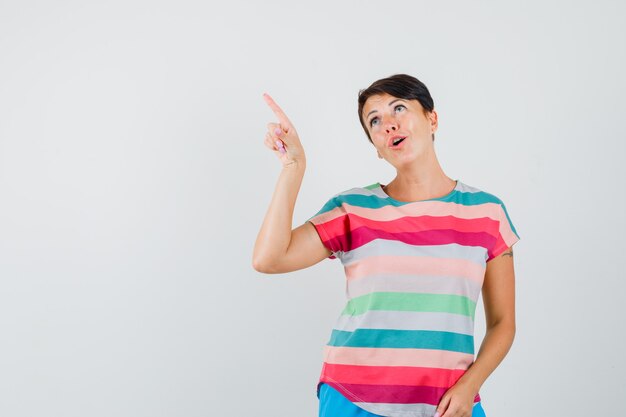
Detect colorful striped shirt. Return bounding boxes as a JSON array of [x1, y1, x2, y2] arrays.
[[306, 179, 520, 417]]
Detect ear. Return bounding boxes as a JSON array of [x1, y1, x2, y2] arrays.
[[429, 109, 438, 133]]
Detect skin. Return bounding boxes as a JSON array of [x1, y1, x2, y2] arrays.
[[253, 93, 517, 417], [362, 92, 455, 202]]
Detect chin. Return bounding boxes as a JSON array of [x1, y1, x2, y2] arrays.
[[389, 157, 417, 170]]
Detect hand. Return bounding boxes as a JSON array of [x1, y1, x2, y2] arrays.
[[262, 93, 306, 168], [434, 381, 477, 417]]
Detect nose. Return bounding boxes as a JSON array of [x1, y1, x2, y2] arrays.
[[381, 114, 398, 133]]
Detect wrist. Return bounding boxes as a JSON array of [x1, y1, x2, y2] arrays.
[[282, 158, 306, 171], [456, 373, 482, 394]]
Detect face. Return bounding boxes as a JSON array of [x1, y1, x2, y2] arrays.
[[362, 93, 438, 167]]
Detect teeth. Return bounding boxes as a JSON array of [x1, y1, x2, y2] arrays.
[[393, 137, 404, 145]]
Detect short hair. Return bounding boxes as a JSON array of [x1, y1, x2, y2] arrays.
[[357, 74, 435, 144]]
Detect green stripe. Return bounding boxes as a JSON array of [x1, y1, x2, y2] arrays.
[[342, 292, 476, 320]]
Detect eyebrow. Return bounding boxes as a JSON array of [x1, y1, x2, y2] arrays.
[[365, 99, 406, 120]]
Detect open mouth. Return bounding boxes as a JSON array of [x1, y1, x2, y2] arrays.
[[390, 137, 406, 147]]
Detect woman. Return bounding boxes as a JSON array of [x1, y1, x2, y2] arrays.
[[253, 74, 520, 417]]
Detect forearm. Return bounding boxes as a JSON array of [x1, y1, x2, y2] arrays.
[[455, 320, 516, 394], [252, 161, 306, 268]]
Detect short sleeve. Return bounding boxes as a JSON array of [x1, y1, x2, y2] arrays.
[[487, 201, 521, 262], [306, 195, 350, 260]]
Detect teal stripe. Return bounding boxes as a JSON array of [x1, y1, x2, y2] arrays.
[[328, 328, 475, 354], [311, 190, 510, 215], [307, 186, 520, 244], [342, 292, 476, 320], [306, 198, 338, 222]]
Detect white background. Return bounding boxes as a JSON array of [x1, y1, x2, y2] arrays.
[[1, 1, 625, 416]]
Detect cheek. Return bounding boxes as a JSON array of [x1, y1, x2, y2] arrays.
[[399, 113, 414, 127], [403, 116, 425, 133], [371, 133, 386, 148], [369, 127, 383, 140]]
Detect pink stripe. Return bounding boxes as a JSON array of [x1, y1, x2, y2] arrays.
[[323, 346, 475, 369], [345, 255, 485, 284], [347, 200, 503, 222]]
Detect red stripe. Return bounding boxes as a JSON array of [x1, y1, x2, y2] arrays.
[[320, 381, 481, 405], [316, 213, 351, 253], [324, 363, 465, 387], [488, 235, 510, 261], [319, 214, 499, 254], [353, 214, 496, 235]]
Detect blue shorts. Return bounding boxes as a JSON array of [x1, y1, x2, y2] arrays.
[[318, 383, 487, 417]]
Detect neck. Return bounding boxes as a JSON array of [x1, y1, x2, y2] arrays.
[[384, 149, 454, 201]]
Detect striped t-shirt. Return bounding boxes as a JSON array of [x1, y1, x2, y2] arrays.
[[306, 179, 520, 417]]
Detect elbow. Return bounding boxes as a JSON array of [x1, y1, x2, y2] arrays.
[[486, 312, 515, 330], [488, 317, 516, 339], [252, 256, 277, 274], [252, 256, 267, 273], [252, 247, 269, 273]]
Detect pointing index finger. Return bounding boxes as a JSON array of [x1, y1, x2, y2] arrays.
[[263, 93, 292, 132]]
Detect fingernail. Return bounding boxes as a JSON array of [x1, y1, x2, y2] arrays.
[[274, 128, 282, 136], [279, 147, 286, 154], [433, 412, 440, 417], [275, 140, 284, 149]]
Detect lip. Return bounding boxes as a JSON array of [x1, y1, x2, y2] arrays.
[[387, 135, 407, 148]]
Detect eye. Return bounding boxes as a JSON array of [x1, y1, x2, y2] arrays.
[[370, 104, 406, 127]]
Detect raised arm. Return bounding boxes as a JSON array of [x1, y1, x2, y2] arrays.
[[252, 94, 331, 274]]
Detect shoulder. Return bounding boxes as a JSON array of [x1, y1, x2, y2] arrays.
[[328, 183, 383, 201], [456, 180, 507, 206], [314, 183, 384, 214]]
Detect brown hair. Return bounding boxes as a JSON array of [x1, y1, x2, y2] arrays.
[[358, 74, 435, 144]]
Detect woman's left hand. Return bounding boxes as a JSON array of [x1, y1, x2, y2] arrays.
[[434, 381, 477, 417]]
